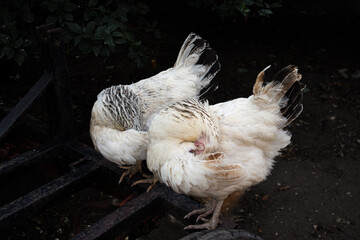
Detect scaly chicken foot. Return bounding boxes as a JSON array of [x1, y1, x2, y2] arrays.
[[184, 199, 216, 222], [184, 200, 224, 230], [118, 160, 142, 184], [131, 176, 159, 193]]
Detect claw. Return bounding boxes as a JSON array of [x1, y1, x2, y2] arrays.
[[184, 207, 207, 219], [118, 170, 129, 184], [197, 217, 209, 223], [132, 177, 158, 193], [184, 222, 214, 230], [184, 200, 224, 230], [118, 165, 131, 170], [118, 161, 142, 184]]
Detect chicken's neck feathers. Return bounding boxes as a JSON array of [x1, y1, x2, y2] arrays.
[[92, 85, 143, 131]]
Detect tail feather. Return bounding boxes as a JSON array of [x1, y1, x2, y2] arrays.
[[253, 65, 304, 127], [285, 103, 303, 127], [174, 33, 221, 87], [281, 81, 302, 116], [273, 65, 302, 102]]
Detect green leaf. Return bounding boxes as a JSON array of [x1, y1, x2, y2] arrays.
[[78, 41, 91, 54], [132, 41, 142, 47], [107, 22, 119, 33], [92, 44, 101, 56], [64, 13, 74, 21], [83, 9, 91, 21], [66, 22, 83, 34], [258, 9, 273, 16], [104, 35, 114, 47], [63, 2, 77, 12], [94, 25, 106, 39], [0, 47, 9, 59], [63, 31, 72, 43], [114, 38, 126, 44], [86, 21, 96, 32], [74, 36, 82, 46], [123, 31, 135, 42], [14, 37, 23, 48], [115, 8, 128, 22], [112, 31, 123, 37], [136, 2, 149, 14], [89, 0, 99, 7], [98, 5, 106, 14]]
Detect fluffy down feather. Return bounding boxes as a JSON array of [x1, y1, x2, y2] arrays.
[[146, 65, 303, 229], [90, 33, 221, 181]]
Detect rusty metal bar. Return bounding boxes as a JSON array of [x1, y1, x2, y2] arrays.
[[0, 71, 53, 141], [0, 161, 101, 229], [0, 139, 62, 181]]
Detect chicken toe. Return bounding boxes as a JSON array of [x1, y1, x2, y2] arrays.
[[118, 160, 142, 184], [184, 199, 216, 222], [184, 200, 223, 230], [132, 176, 158, 193]]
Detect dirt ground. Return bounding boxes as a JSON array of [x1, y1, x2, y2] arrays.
[[1, 2, 360, 240]]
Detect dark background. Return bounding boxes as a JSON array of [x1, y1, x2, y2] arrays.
[[1, 1, 360, 239]]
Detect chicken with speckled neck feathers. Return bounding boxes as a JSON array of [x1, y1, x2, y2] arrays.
[[146, 65, 304, 229], [90, 33, 221, 184]]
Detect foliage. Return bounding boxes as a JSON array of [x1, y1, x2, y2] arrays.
[[0, 0, 160, 67], [188, 0, 282, 20]]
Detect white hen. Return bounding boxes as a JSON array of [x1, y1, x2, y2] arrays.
[[146, 65, 303, 229], [90, 33, 221, 183]]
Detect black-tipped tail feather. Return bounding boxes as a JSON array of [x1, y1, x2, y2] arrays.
[[254, 65, 304, 127], [276, 66, 304, 127], [174, 33, 221, 88], [281, 81, 304, 126]]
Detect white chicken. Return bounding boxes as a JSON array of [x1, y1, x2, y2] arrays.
[[146, 65, 304, 229], [90, 33, 221, 183]]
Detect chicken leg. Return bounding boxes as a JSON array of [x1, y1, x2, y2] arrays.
[[118, 160, 142, 184], [184, 199, 224, 230]]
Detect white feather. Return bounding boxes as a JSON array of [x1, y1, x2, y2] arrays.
[[147, 66, 302, 202], [90, 33, 221, 167]]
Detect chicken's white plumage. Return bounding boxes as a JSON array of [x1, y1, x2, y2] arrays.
[[90, 33, 221, 181], [146, 65, 303, 229]]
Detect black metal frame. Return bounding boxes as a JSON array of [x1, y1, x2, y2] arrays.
[[0, 25, 262, 239], [0, 25, 203, 239]]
